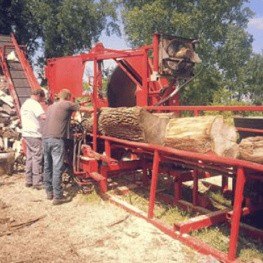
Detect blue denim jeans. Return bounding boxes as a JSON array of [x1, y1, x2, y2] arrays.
[[43, 138, 65, 199]]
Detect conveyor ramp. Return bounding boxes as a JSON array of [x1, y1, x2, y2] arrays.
[[0, 34, 40, 116]]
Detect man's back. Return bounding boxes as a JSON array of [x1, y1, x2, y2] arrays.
[[43, 100, 79, 139], [20, 98, 44, 138]]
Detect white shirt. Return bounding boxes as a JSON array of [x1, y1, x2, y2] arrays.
[[20, 98, 45, 138]]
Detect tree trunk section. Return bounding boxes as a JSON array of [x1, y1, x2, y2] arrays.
[[98, 107, 171, 145], [164, 115, 239, 158], [238, 136, 263, 163], [97, 108, 239, 158]]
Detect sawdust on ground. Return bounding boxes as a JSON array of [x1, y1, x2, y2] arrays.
[[0, 173, 208, 263]]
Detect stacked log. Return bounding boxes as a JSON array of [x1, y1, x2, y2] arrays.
[[164, 115, 239, 158], [238, 136, 263, 164], [0, 75, 21, 174]]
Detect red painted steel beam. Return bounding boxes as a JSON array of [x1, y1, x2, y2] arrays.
[[145, 105, 263, 112], [92, 59, 98, 152], [81, 144, 117, 164], [228, 167, 246, 261], [174, 209, 229, 234], [227, 207, 251, 219], [106, 160, 143, 172], [99, 135, 263, 173], [80, 48, 147, 62], [236, 127, 263, 134], [192, 169, 199, 206], [153, 33, 159, 72], [174, 178, 182, 204], [148, 150, 160, 219]]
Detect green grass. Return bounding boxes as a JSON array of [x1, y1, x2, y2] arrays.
[[208, 190, 232, 209], [76, 186, 104, 204], [77, 173, 263, 262], [192, 224, 263, 261]]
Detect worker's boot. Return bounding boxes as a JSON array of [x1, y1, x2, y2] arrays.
[[52, 195, 69, 205]]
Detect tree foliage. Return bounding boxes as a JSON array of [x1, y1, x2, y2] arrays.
[[0, 0, 119, 62], [119, 0, 261, 105], [1, 0, 262, 106], [243, 52, 263, 105]]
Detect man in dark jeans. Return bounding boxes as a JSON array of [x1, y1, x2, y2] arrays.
[[42, 89, 92, 205]]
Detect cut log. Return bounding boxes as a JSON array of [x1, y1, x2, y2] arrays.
[[98, 107, 171, 145], [98, 108, 239, 157], [164, 115, 239, 158], [0, 90, 14, 107], [238, 136, 263, 163], [0, 103, 15, 115], [0, 72, 23, 174], [83, 114, 94, 133]]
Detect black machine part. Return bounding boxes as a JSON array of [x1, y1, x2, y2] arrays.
[[107, 66, 137, 108]]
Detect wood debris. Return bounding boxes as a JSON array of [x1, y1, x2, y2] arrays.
[[0, 75, 22, 174], [106, 215, 130, 227], [9, 215, 46, 230]]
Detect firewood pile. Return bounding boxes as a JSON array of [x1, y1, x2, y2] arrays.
[[0, 75, 22, 174]]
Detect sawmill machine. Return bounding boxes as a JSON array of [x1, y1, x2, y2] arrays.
[[45, 32, 202, 182], [45, 33, 263, 262], [46, 33, 201, 107], [45, 33, 202, 164]]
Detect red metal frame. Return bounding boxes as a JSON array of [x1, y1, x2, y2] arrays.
[[95, 133, 263, 262], [45, 33, 263, 262]]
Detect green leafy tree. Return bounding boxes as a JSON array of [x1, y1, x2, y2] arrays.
[[243, 52, 263, 105], [0, 0, 41, 56], [119, 0, 256, 105], [0, 0, 119, 67], [0, 0, 12, 34]]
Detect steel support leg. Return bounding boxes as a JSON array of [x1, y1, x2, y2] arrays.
[[228, 167, 246, 261], [222, 175, 229, 192], [174, 178, 182, 204], [192, 169, 199, 206], [148, 150, 160, 219]]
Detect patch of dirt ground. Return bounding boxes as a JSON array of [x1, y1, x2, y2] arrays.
[[0, 173, 211, 263]]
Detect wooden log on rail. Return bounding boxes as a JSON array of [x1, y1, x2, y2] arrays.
[[238, 136, 263, 163], [98, 107, 171, 145], [164, 115, 239, 158], [96, 107, 239, 158]]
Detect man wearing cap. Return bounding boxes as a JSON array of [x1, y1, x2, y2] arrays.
[[42, 89, 93, 205], [20, 89, 46, 189]]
